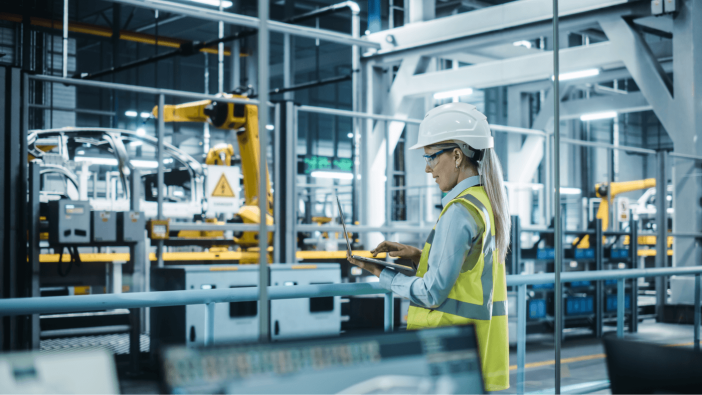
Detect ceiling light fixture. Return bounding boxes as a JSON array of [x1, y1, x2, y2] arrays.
[[347, 133, 354, 138], [187, 0, 233, 8], [554, 68, 600, 81], [433, 88, 473, 100], [310, 171, 354, 180], [136, 128, 146, 136], [513, 40, 532, 49], [266, 124, 274, 130], [125, 110, 138, 117], [580, 111, 617, 121], [140, 112, 151, 119]]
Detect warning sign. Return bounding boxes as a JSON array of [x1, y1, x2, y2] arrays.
[[212, 173, 235, 197], [206, 165, 240, 215]]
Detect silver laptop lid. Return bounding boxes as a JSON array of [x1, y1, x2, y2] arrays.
[[336, 196, 353, 255]]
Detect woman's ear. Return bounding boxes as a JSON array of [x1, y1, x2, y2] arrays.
[[454, 148, 463, 168]]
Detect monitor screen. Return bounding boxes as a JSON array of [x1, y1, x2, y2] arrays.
[[161, 325, 483, 394]]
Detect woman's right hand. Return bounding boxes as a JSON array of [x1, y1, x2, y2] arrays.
[[371, 241, 422, 268]]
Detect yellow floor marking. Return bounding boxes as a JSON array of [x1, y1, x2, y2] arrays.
[[509, 340, 700, 371]]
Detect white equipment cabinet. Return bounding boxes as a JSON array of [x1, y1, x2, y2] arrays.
[[150, 264, 341, 348]]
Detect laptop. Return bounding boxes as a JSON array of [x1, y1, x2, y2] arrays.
[[336, 197, 416, 276]]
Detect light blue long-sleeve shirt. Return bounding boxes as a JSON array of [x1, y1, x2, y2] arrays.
[[379, 176, 482, 308]]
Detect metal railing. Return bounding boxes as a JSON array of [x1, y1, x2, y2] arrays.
[[0, 281, 394, 346], [509, 266, 702, 394], [2, 266, 701, 394]]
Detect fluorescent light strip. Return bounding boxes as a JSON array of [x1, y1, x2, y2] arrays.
[[188, 0, 233, 7], [140, 112, 151, 118], [554, 68, 600, 81], [580, 111, 617, 121], [125, 110, 138, 117], [310, 171, 354, 180], [560, 187, 582, 195], [433, 88, 473, 100]]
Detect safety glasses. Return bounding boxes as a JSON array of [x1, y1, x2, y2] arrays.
[[423, 149, 450, 169]]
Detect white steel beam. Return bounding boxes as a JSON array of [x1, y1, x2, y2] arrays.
[[600, 18, 674, 131], [560, 91, 651, 120], [365, 0, 647, 62], [401, 40, 671, 97]]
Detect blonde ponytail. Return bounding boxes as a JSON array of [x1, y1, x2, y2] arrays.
[[479, 148, 511, 263]]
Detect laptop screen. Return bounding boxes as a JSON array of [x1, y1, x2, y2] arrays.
[[336, 196, 353, 255]]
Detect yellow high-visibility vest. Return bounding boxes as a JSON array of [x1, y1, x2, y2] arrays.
[[407, 185, 509, 391]]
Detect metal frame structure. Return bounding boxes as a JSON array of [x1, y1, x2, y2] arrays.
[[6, 0, 702, 392]]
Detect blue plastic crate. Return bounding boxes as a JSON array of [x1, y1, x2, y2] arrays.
[[611, 249, 630, 259], [532, 283, 554, 290], [574, 249, 595, 259], [606, 294, 631, 312], [528, 299, 546, 319], [566, 296, 594, 315], [537, 248, 555, 260], [569, 281, 591, 288]]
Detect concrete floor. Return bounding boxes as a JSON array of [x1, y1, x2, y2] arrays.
[[497, 320, 698, 394]]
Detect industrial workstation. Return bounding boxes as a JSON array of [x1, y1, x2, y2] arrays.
[[1, 0, 702, 393]]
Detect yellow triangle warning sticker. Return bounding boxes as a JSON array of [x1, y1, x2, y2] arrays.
[[212, 173, 235, 197]]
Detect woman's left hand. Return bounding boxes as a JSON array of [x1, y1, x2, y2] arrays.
[[347, 252, 384, 277]]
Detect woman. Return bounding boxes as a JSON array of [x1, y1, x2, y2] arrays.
[[347, 102, 511, 391]]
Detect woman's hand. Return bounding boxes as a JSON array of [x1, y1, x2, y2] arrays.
[[371, 241, 422, 268], [347, 252, 384, 277]]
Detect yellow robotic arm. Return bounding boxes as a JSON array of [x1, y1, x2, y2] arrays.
[[575, 178, 657, 249], [153, 95, 273, 251], [595, 178, 656, 231]]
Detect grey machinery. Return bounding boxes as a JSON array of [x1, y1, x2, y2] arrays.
[[150, 264, 342, 347]]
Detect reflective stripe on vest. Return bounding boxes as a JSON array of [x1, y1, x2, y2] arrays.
[[410, 190, 507, 320]]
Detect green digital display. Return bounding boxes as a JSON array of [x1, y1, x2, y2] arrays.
[[299, 155, 354, 175]]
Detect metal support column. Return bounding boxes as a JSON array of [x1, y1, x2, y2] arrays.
[[695, 274, 700, 351], [156, 94, 165, 268], [217, 1, 224, 93], [385, 120, 392, 255], [617, 279, 625, 338], [655, 150, 667, 321], [273, 103, 282, 264], [62, 0, 69, 78], [595, 219, 604, 338], [384, 292, 394, 332], [552, 0, 563, 391], [630, 217, 638, 333], [129, 167, 144, 372], [517, 284, 527, 394], [129, 307, 141, 374], [351, 6, 361, 224], [287, 104, 297, 263], [258, 0, 271, 343], [28, 161, 41, 349], [204, 302, 215, 346], [511, 216, 521, 276]]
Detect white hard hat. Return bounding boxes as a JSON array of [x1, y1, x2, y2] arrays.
[[409, 102, 493, 151]]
